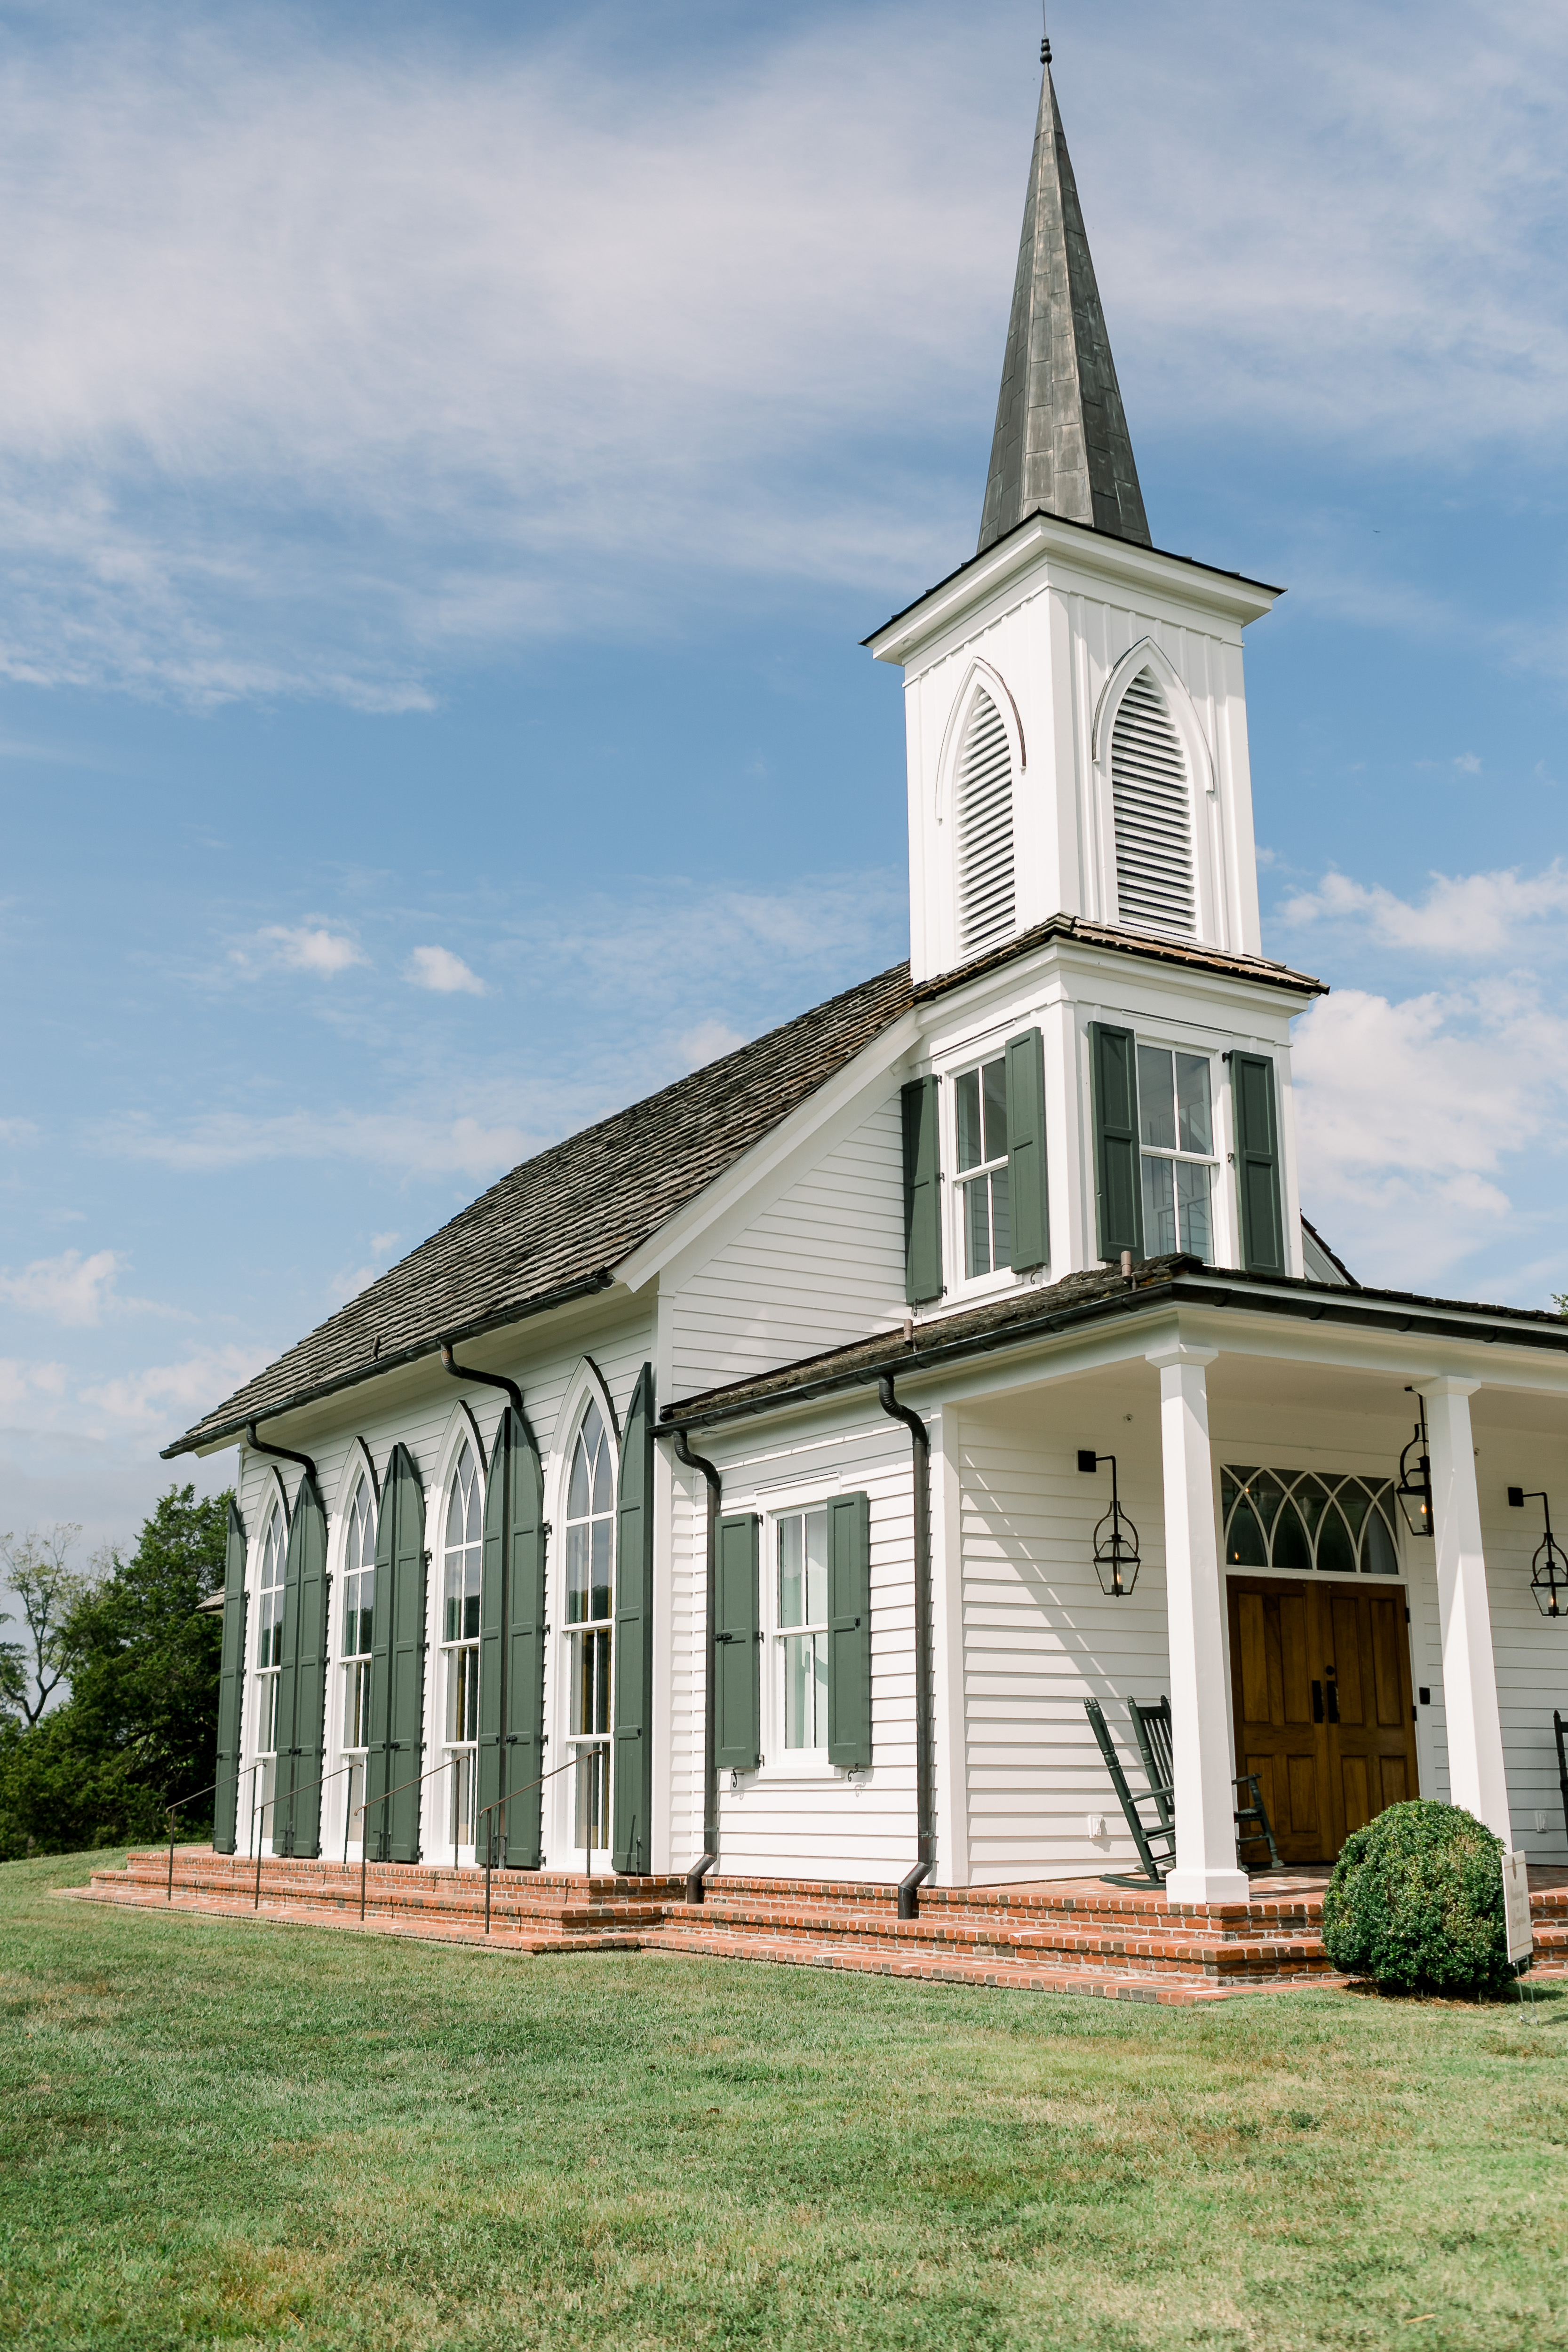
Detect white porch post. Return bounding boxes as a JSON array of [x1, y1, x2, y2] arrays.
[[1416, 1376, 1511, 1842], [1147, 1341, 1249, 1903]]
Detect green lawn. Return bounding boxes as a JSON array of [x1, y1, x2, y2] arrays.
[[1, 1852, 1565, 2350]]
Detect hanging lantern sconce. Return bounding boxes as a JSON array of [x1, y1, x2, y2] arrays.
[[1395, 1392, 1434, 1540], [1078, 1450, 1140, 1597], [1507, 1486, 1568, 1620]]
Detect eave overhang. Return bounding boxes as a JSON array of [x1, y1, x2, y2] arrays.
[[660, 1264, 1568, 1435], [864, 508, 1284, 670]]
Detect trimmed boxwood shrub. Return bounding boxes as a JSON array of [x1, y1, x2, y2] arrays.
[[1321, 1799, 1515, 1998]]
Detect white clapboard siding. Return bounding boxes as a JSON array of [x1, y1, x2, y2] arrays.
[[1110, 669, 1196, 938], [708, 1418, 920, 1883], [670, 1092, 907, 1399], [959, 1414, 1170, 1884], [955, 692, 1016, 956]]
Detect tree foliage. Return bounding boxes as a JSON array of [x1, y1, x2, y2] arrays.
[[0, 1523, 96, 1727], [0, 1486, 229, 1859]]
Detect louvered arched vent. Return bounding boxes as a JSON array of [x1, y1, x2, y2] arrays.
[[1110, 669, 1196, 938], [955, 691, 1015, 957]]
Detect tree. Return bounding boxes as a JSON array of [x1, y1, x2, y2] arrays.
[[0, 1523, 95, 1727], [0, 1486, 229, 1858]]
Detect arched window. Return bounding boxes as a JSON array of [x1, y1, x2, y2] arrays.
[[1110, 668, 1196, 937], [564, 1398, 615, 1859], [441, 1441, 482, 1853], [254, 1502, 286, 1828], [954, 690, 1016, 957], [340, 1476, 376, 1848]]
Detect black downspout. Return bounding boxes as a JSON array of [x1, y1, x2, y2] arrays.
[[665, 1426, 722, 1904], [439, 1343, 523, 1419], [245, 1421, 318, 1491], [877, 1373, 934, 1921]]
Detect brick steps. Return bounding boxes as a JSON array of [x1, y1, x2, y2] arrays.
[[76, 1850, 1568, 2007]]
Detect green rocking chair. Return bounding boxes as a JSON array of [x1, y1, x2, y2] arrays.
[[1084, 1696, 1281, 1890]]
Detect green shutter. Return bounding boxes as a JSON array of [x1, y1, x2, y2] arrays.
[[212, 1499, 248, 1855], [1089, 1022, 1144, 1262], [476, 1404, 547, 1869], [714, 1513, 761, 1772], [1233, 1052, 1286, 1276], [612, 1364, 656, 1875], [826, 1490, 871, 1771], [1005, 1025, 1050, 1271], [901, 1075, 943, 1305], [365, 1443, 427, 1864], [274, 1472, 329, 1859]]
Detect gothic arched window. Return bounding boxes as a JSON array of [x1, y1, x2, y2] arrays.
[[442, 1440, 482, 1852], [340, 1474, 376, 1847], [1110, 668, 1196, 938], [954, 690, 1016, 957], [564, 1398, 616, 1859], [254, 1501, 287, 1824]]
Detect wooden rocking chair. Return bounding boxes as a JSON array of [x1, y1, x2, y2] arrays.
[[1084, 1696, 1281, 1890]]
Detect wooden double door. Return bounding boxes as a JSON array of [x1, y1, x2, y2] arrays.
[[1227, 1576, 1418, 1865]]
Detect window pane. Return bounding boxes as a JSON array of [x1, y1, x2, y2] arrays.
[[590, 1424, 613, 1515], [955, 1069, 982, 1173], [1175, 1159, 1212, 1263], [784, 1633, 811, 1748], [1141, 1152, 1176, 1254], [1176, 1054, 1212, 1154], [1137, 1046, 1176, 1149], [779, 1515, 804, 1628], [591, 1520, 613, 1623], [964, 1174, 992, 1278], [1317, 1506, 1355, 1577], [981, 1056, 1008, 1163], [567, 1437, 590, 1521], [990, 1166, 1011, 1271], [446, 1447, 470, 1548], [565, 1524, 588, 1624], [594, 1629, 611, 1734], [465, 1472, 481, 1545], [812, 1634, 828, 1749], [1362, 1506, 1399, 1576], [804, 1510, 828, 1627]]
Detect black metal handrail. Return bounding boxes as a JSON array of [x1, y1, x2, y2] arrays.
[[251, 1759, 356, 1908], [475, 1752, 583, 1933], [348, 1751, 464, 1919], [162, 1767, 257, 1901]]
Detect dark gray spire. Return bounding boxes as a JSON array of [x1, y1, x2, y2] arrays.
[[977, 58, 1150, 552]]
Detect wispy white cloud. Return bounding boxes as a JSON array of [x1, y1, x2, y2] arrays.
[[246, 924, 368, 978], [0, 1247, 122, 1326], [106, 1106, 547, 1181], [0, 1118, 39, 1146], [1279, 863, 1568, 961], [0, 1358, 70, 1414], [407, 944, 484, 996], [0, 2, 1558, 704], [79, 1343, 267, 1427], [676, 1020, 748, 1072]]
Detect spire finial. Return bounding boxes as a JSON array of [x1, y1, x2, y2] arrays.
[[1041, 2, 1051, 66]]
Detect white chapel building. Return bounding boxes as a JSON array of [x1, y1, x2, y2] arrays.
[[162, 49, 1568, 1928]]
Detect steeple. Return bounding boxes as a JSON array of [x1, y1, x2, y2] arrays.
[[977, 42, 1150, 553]]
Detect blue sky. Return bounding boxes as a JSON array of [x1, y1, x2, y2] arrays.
[[2, 0, 1567, 1553]]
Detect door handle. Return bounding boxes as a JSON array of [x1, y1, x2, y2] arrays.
[[1325, 1678, 1340, 1724], [1312, 1680, 1324, 1723]]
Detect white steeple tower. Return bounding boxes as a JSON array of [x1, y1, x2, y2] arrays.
[[867, 40, 1319, 1287]]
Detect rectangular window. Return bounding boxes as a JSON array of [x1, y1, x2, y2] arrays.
[[777, 1508, 829, 1752], [1136, 1045, 1215, 1262], [954, 1056, 1011, 1279]]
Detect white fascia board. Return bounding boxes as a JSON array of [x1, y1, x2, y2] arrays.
[[918, 934, 1312, 1053], [867, 516, 1281, 672], [613, 1007, 924, 1295]]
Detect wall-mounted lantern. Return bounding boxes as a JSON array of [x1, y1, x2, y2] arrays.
[[1078, 1450, 1140, 1597], [1395, 1393, 1434, 1540], [1507, 1486, 1568, 1620]]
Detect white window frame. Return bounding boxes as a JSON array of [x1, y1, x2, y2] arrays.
[[251, 1496, 287, 1854], [553, 1380, 619, 1870], [749, 1487, 843, 1780], [439, 1438, 484, 1865], [1133, 1038, 1221, 1265], [945, 1040, 1020, 1303], [337, 1470, 377, 1859]]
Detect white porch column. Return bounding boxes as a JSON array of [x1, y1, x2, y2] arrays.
[[1147, 1341, 1249, 1903], [1416, 1376, 1511, 1842]]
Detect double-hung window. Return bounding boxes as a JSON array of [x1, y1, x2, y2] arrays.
[[340, 1477, 375, 1848], [1137, 1045, 1216, 1263], [776, 1507, 828, 1753], [955, 1055, 1010, 1279], [254, 1505, 286, 1832], [442, 1442, 482, 1852]]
